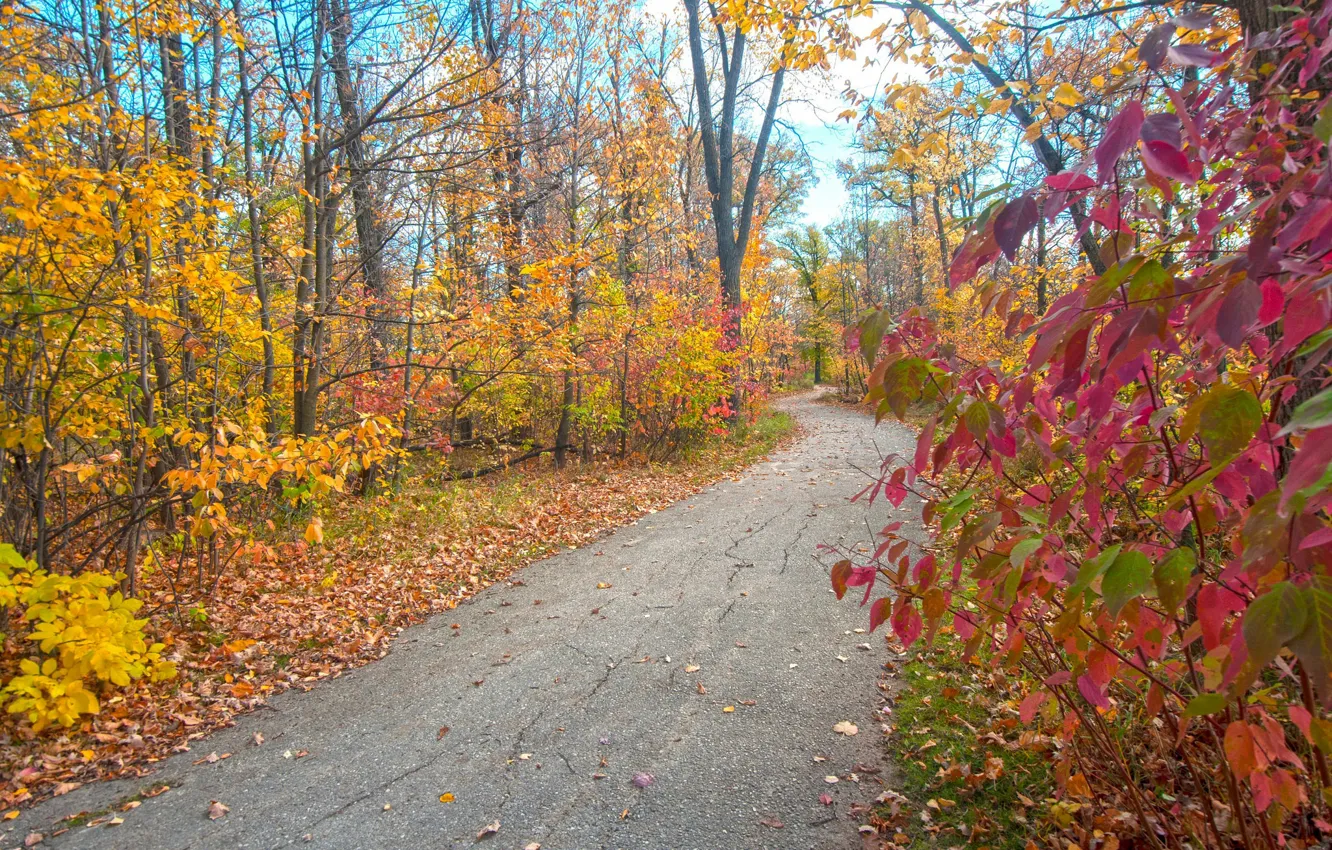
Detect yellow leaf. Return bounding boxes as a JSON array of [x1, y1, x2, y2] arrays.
[[304, 516, 323, 546], [722, 705, 735, 713], [439, 793, 455, 803], [1051, 83, 1083, 107]]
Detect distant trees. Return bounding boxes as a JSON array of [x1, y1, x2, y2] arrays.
[[0, 0, 807, 585]]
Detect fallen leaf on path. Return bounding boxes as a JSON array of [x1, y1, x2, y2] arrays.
[[631, 772, 654, 788], [524, 844, 541, 850], [759, 817, 784, 829], [439, 793, 455, 803], [819, 793, 833, 805], [824, 775, 840, 784], [684, 665, 700, 673], [107, 817, 124, 826], [596, 582, 612, 589], [52, 782, 81, 796], [476, 821, 500, 839], [252, 732, 264, 747], [23, 833, 42, 847], [518, 753, 532, 760], [696, 682, 707, 694], [4, 810, 19, 820], [620, 808, 629, 820], [722, 705, 734, 713], [739, 699, 756, 706], [437, 726, 450, 740], [833, 721, 858, 736], [207, 801, 229, 820]]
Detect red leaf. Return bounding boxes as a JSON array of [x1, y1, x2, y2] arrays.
[[1096, 102, 1145, 182], [1198, 584, 1246, 650], [1224, 721, 1258, 780], [994, 195, 1039, 261], [892, 601, 923, 648], [1257, 280, 1285, 327], [869, 596, 892, 632], [1283, 426, 1332, 509], [1141, 139, 1195, 185], [1019, 691, 1047, 723], [913, 416, 936, 474], [831, 559, 852, 600], [1141, 113, 1182, 149], [1044, 171, 1094, 192]]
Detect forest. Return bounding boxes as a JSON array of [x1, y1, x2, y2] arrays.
[[2, 0, 1331, 846]]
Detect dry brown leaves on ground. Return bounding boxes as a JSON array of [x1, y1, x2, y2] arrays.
[[1, 441, 791, 811]]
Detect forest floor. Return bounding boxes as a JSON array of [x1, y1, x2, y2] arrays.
[[5, 391, 916, 850]]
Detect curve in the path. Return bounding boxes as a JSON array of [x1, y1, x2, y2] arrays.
[[7, 392, 914, 850]]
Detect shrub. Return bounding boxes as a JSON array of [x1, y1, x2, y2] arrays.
[[1, 545, 175, 731]]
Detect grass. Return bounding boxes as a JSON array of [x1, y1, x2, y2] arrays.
[[321, 407, 798, 561], [880, 633, 1055, 849]]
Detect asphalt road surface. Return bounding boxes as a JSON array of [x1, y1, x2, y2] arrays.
[[9, 391, 914, 850]]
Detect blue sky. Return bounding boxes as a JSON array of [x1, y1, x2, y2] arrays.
[[638, 0, 900, 230]]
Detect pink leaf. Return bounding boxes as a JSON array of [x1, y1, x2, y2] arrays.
[[1167, 44, 1222, 67], [1045, 171, 1095, 192], [892, 602, 923, 648], [1139, 22, 1174, 70], [1096, 102, 1145, 182], [1216, 280, 1261, 349], [1019, 691, 1047, 723], [1076, 673, 1111, 709]]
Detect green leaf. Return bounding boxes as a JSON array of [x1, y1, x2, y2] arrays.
[[1126, 259, 1173, 302], [1315, 102, 1332, 144], [1067, 544, 1122, 600], [1279, 388, 1332, 436], [1009, 537, 1042, 568], [1183, 693, 1228, 718], [964, 400, 992, 441], [1101, 550, 1152, 616], [1297, 327, 1332, 358], [1197, 384, 1262, 460], [1160, 463, 1228, 514], [1290, 579, 1332, 706], [1243, 582, 1308, 670], [955, 512, 1002, 562], [879, 357, 934, 420], [1153, 547, 1196, 615]]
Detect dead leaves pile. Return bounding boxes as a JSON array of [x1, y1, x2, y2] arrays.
[[1, 453, 769, 810]]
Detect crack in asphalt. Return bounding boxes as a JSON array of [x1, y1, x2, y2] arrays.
[[12, 391, 916, 850]]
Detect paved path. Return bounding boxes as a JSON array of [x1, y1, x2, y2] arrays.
[[8, 392, 913, 850]]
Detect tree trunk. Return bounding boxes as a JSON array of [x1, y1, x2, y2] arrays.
[[233, 0, 276, 423], [328, 0, 392, 369]]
